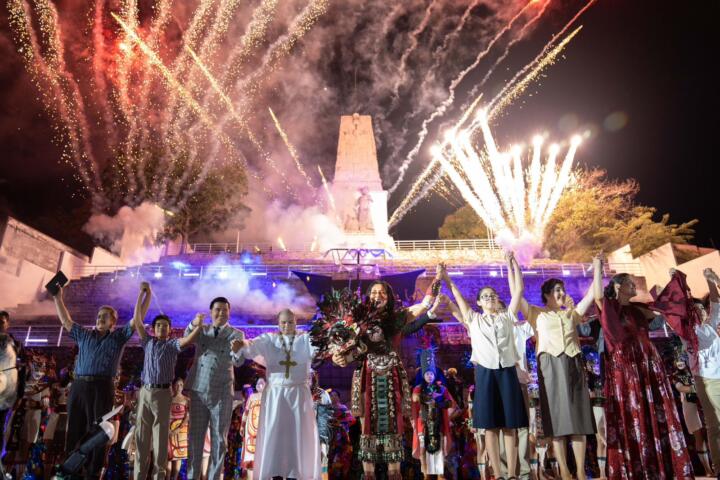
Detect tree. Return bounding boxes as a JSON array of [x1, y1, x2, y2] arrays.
[[438, 204, 490, 239], [544, 169, 697, 261], [161, 164, 250, 251]]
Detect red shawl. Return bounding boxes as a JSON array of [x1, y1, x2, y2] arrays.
[[650, 270, 702, 359]]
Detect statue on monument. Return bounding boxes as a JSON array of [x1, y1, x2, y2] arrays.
[[344, 187, 374, 233]]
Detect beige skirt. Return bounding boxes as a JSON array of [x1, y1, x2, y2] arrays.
[[537, 352, 596, 437]]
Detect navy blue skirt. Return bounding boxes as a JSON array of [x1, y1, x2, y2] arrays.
[[473, 364, 529, 429]]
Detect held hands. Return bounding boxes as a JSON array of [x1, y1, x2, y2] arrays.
[[231, 338, 244, 353], [192, 313, 206, 327], [436, 262, 449, 281], [140, 281, 151, 293]]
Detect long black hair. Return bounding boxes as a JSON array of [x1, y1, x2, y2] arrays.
[[604, 273, 631, 299], [365, 280, 396, 313]]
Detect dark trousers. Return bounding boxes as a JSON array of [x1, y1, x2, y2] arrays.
[[67, 378, 114, 479]]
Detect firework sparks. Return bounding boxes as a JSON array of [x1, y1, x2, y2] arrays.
[[388, 0, 543, 195], [388, 0, 439, 112], [443, 111, 583, 260], [488, 0, 596, 114], [317, 165, 336, 213], [389, 24, 583, 228], [269, 108, 313, 190]]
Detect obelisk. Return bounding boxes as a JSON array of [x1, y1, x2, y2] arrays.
[[331, 113, 393, 248]]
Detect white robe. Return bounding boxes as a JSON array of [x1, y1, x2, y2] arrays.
[[243, 333, 321, 480]]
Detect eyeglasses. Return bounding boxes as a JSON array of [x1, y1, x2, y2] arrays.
[[479, 294, 498, 300]]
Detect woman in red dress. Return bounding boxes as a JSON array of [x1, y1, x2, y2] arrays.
[[594, 256, 693, 479]]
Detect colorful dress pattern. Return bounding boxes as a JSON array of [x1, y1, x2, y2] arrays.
[[168, 400, 189, 460], [600, 298, 693, 479]]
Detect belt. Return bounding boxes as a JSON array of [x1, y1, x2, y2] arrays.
[[76, 375, 112, 382], [145, 383, 171, 389]]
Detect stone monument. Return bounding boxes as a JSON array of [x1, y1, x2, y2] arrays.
[[331, 113, 394, 249]]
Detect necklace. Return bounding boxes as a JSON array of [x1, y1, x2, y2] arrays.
[[279, 333, 297, 379]]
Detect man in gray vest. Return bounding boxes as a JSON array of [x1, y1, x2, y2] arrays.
[[184, 297, 245, 480]]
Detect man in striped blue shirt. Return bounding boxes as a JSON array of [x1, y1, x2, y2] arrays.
[[53, 282, 139, 480], [132, 282, 203, 480]]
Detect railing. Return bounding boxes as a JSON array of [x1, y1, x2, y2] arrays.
[[67, 261, 645, 281], [187, 239, 502, 255], [394, 239, 499, 251]]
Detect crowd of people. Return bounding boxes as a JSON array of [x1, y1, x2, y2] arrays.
[[0, 251, 719, 480]]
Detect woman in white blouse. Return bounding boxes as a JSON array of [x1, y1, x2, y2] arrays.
[[440, 263, 528, 480]]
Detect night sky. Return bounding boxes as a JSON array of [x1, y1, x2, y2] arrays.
[[1, 0, 718, 252]]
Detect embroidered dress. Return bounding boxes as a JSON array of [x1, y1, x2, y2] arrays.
[[600, 298, 693, 479]]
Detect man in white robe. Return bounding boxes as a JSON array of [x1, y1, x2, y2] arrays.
[[242, 309, 321, 480]]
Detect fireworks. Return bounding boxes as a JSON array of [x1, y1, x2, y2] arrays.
[[434, 111, 583, 260], [7, 0, 597, 254], [388, 0, 544, 195], [389, 24, 583, 229], [317, 165, 336, 213], [269, 107, 313, 190]]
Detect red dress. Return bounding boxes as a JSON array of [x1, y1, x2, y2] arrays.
[[600, 298, 693, 479]]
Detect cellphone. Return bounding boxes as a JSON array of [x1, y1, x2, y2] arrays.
[[45, 270, 69, 296]]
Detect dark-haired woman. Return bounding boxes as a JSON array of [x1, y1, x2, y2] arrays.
[[594, 257, 692, 479], [331, 275, 442, 480], [442, 259, 528, 480], [511, 252, 599, 480]]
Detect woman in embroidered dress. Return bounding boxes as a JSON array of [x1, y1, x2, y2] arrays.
[[331, 274, 441, 480], [594, 256, 693, 479]]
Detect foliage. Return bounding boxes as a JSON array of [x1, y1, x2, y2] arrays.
[[438, 204, 490, 240]]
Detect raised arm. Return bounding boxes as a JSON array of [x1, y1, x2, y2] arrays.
[[132, 282, 152, 341], [406, 266, 443, 320], [403, 294, 445, 335], [705, 268, 720, 304], [508, 255, 529, 317], [53, 286, 75, 332], [575, 255, 602, 316], [440, 262, 474, 322], [505, 251, 516, 297], [178, 314, 205, 349], [704, 268, 720, 327]]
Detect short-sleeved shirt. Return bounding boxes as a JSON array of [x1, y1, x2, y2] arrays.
[[141, 336, 182, 385], [514, 321, 535, 382], [465, 310, 519, 369], [70, 323, 134, 376], [527, 305, 582, 357]]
